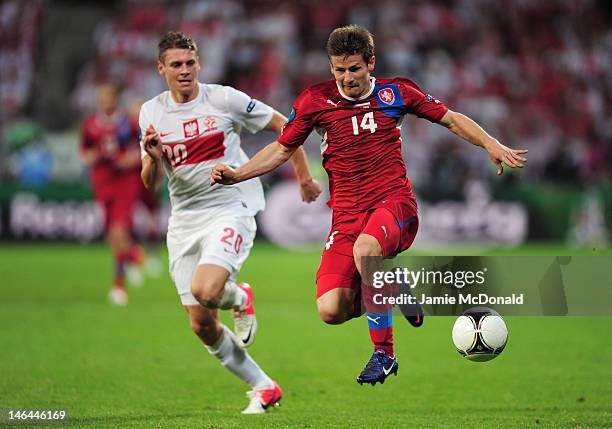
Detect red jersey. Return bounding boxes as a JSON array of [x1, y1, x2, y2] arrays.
[[278, 77, 448, 212], [81, 113, 141, 198]]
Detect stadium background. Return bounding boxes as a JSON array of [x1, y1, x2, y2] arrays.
[[1, 0, 611, 428]]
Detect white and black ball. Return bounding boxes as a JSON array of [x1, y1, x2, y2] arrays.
[[452, 307, 508, 362]]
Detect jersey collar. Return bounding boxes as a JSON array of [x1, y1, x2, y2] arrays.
[[167, 83, 203, 110], [336, 77, 376, 101]]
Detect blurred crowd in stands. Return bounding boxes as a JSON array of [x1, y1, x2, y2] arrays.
[[1, 0, 41, 125], [1, 0, 611, 191]]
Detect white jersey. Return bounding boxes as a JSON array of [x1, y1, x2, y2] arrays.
[[139, 83, 272, 219]]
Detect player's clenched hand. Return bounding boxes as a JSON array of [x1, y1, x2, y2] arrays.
[[485, 140, 528, 175], [143, 125, 162, 161], [210, 164, 237, 186], [299, 178, 323, 203]]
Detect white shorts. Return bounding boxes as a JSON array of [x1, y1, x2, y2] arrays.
[[166, 212, 256, 305]]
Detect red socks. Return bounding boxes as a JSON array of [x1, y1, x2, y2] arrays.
[[361, 283, 394, 357]]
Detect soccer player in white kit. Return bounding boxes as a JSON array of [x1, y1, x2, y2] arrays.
[[140, 32, 322, 414]]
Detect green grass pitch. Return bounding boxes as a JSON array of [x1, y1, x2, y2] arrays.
[[1, 242, 611, 428]]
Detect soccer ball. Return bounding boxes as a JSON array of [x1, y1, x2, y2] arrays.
[[452, 307, 508, 362]]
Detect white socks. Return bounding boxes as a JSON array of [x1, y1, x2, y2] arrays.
[[206, 325, 274, 390], [205, 285, 271, 390], [217, 281, 247, 310]]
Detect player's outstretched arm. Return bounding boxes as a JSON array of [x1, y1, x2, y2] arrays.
[[438, 110, 528, 175], [141, 125, 164, 191], [264, 111, 322, 203], [210, 141, 296, 186]]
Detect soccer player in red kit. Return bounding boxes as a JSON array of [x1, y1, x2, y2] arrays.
[[81, 82, 145, 305], [211, 25, 528, 385]]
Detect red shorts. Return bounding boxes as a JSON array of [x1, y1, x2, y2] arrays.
[[316, 193, 419, 298], [94, 174, 141, 231]]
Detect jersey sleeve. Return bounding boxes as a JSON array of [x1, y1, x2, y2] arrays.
[[224, 86, 274, 133], [277, 89, 316, 148], [397, 78, 448, 123]]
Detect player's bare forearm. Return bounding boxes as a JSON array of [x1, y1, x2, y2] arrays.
[[439, 110, 496, 149], [289, 147, 322, 203], [210, 142, 296, 185], [439, 110, 528, 175], [226, 141, 294, 183], [263, 111, 307, 180], [141, 155, 163, 192], [289, 147, 314, 184], [141, 124, 164, 189]]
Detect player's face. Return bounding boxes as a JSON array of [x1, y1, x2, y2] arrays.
[[158, 48, 200, 101], [329, 54, 375, 98], [96, 85, 119, 116]]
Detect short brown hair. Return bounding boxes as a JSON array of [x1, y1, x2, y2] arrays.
[[158, 31, 198, 62], [326, 25, 375, 63]]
